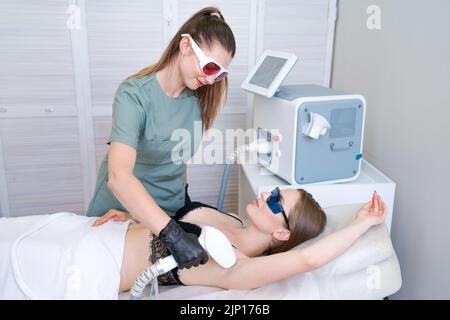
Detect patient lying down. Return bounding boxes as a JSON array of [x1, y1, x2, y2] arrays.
[[0, 189, 387, 299], [101, 189, 387, 292]]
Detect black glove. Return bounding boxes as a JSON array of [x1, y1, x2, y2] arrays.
[[185, 184, 192, 205], [158, 219, 208, 269]]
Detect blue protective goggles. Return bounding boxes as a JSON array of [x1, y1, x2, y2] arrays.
[[266, 187, 290, 229]]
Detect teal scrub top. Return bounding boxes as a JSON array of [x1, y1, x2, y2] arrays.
[[87, 73, 202, 217]]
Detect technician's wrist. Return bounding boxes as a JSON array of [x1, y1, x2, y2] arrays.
[[157, 216, 174, 237]]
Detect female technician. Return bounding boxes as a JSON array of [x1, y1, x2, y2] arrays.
[[87, 7, 236, 270]]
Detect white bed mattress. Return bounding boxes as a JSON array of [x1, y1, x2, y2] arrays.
[[119, 203, 402, 300], [0, 212, 130, 300]]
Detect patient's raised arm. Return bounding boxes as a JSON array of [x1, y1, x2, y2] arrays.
[[297, 191, 387, 270], [191, 192, 387, 290]]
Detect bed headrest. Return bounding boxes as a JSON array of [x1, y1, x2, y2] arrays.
[[322, 202, 365, 230], [290, 202, 396, 275]]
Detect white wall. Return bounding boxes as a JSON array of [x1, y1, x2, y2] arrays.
[[332, 0, 450, 299]]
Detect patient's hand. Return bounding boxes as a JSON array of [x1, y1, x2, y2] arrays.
[[355, 191, 388, 228], [92, 209, 131, 226]]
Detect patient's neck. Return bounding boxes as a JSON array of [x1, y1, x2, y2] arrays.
[[226, 225, 272, 257]]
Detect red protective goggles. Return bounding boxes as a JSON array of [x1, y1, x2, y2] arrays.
[[181, 33, 228, 82]]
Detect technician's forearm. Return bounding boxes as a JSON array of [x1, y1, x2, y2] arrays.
[[301, 220, 371, 269], [108, 172, 170, 235]]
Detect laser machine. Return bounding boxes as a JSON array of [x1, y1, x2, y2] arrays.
[[241, 50, 366, 185]]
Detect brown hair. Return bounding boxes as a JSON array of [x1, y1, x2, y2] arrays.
[[265, 189, 327, 255], [127, 7, 236, 131]]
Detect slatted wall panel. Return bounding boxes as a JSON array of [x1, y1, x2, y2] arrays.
[[263, 0, 335, 86], [0, 137, 8, 216], [0, 118, 84, 216], [85, 0, 165, 115], [0, 0, 77, 116], [0, 1, 84, 217], [93, 117, 112, 171]]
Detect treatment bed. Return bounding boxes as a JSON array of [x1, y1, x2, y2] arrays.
[[0, 203, 401, 299], [119, 203, 402, 300]]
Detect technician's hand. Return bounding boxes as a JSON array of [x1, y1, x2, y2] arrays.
[[355, 191, 388, 228], [92, 209, 131, 226], [158, 219, 209, 269]]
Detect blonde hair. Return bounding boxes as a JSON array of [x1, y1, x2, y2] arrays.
[[127, 7, 236, 131]]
